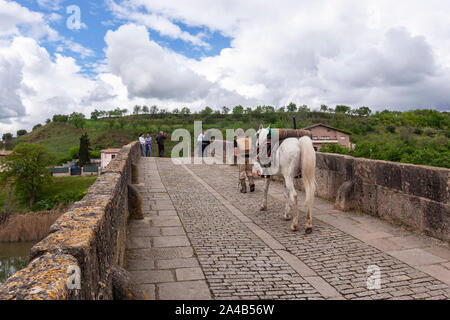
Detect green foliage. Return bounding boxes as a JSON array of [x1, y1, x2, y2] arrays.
[[56, 155, 72, 166], [16, 130, 27, 137], [32, 124, 42, 131], [68, 112, 86, 129], [2, 133, 12, 141], [89, 150, 101, 159], [0, 143, 56, 208], [320, 143, 350, 155], [287, 102, 297, 112], [335, 105, 351, 113], [33, 190, 87, 211], [69, 146, 80, 160], [12, 107, 450, 169], [386, 125, 396, 133], [52, 114, 69, 123]]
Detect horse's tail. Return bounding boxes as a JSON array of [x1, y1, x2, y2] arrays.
[[299, 136, 316, 210]]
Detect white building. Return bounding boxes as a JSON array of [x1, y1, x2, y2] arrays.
[[100, 149, 121, 169]]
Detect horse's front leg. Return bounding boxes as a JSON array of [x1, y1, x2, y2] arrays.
[[260, 177, 271, 211]]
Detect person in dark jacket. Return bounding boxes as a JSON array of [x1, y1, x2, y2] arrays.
[[156, 131, 167, 157]]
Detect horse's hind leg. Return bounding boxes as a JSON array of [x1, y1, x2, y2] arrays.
[[305, 206, 313, 234], [260, 177, 271, 211], [285, 178, 299, 231], [283, 183, 292, 220]]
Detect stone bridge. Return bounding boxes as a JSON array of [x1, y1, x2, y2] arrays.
[[0, 141, 449, 300]]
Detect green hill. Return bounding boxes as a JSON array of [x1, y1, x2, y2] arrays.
[[4, 107, 450, 168]]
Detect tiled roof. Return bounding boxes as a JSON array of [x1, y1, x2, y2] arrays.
[[100, 149, 121, 154], [0, 150, 13, 156]]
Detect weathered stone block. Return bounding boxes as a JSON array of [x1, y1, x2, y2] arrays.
[[354, 157, 377, 185], [401, 164, 449, 203], [0, 253, 80, 300], [421, 200, 449, 242], [376, 186, 424, 232], [376, 161, 402, 191], [354, 183, 378, 216]]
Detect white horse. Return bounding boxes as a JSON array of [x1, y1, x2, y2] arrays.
[[256, 127, 316, 233]]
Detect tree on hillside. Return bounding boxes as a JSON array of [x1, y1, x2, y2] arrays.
[[32, 124, 42, 131], [320, 105, 329, 112], [45, 118, 51, 124], [298, 105, 310, 113], [262, 105, 275, 113], [69, 112, 86, 129], [287, 102, 297, 112], [233, 105, 244, 115], [201, 106, 213, 116], [91, 110, 101, 120], [335, 105, 351, 114], [355, 106, 372, 117], [180, 107, 191, 115], [17, 130, 27, 137], [150, 105, 159, 114], [142, 105, 149, 114], [133, 105, 142, 115], [222, 106, 230, 114], [2, 133, 13, 142], [0, 143, 56, 208], [53, 114, 69, 123], [78, 133, 91, 167]]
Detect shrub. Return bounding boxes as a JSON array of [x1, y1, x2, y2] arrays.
[[56, 155, 72, 166], [90, 150, 101, 159], [33, 190, 87, 211], [320, 143, 350, 155], [413, 128, 423, 135], [69, 146, 80, 160]]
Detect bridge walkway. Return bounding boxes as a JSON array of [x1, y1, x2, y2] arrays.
[[126, 157, 450, 300]]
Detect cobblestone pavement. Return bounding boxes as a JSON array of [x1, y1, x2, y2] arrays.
[[126, 157, 450, 300]]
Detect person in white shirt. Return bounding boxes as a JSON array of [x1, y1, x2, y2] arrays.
[[139, 133, 146, 156], [197, 131, 205, 157]]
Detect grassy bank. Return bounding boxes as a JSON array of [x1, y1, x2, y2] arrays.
[[0, 176, 97, 214]]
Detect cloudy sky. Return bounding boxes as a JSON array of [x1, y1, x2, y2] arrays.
[[1, 0, 450, 136]]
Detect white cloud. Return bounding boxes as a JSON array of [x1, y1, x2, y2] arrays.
[[107, 0, 210, 48], [104, 24, 252, 105], [111, 0, 450, 110], [0, 37, 95, 128], [2, 0, 450, 137]]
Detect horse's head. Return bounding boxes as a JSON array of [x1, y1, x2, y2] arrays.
[[256, 125, 271, 162]]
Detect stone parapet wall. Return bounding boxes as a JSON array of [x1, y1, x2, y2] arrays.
[[294, 153, 449, 242], [0, 142, 140, 300]]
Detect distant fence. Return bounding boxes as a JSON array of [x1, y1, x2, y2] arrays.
[[50, 166, 101, 177]]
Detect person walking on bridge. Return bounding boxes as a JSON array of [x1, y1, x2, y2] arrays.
[[156, 131, 167, 157], [234, 136, 255, 193]]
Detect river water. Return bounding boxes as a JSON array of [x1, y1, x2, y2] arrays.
[[0, 242, 35, 285]]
